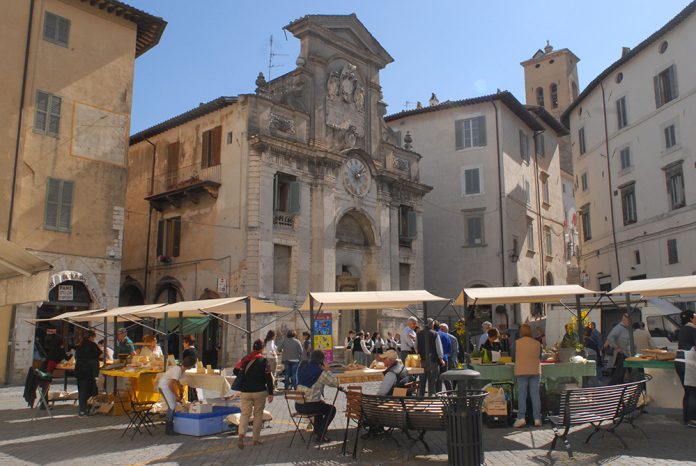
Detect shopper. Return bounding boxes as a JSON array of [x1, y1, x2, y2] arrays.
[[278, 330, 303, 390], [513, 324, 542, 428], [675, 309, 696, 427], [74, 330, 102, 417], [235, 339, 274, 448]]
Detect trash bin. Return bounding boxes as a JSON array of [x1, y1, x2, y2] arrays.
[[437, 378, 487, 466]]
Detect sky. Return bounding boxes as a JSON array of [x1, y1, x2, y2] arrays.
[[125, 0, 692, 134]]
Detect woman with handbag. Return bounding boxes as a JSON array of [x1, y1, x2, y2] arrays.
[[233, 339, 274, 449]]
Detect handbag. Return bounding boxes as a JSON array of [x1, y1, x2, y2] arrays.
[[231, 358, 256, 391]]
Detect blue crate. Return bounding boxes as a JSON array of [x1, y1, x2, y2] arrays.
[[173, 406, 240, 436]]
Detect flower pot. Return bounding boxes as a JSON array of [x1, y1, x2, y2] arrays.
[[471, 357, 483, 365]]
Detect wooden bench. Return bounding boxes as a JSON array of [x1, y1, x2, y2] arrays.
[[547, 379, 647, 459]]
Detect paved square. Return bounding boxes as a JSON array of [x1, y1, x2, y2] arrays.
[[0, 383, 694, 465]]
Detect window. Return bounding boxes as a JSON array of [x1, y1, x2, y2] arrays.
[[226, 131, 234, 144], [580, 205, 592, 241], [620, 183, 637, 225], [273, 173, 300, 213], [519, 130, 530, 162], [399, 263, 411, 290], [463, 211, 484, 246], [616, 97, 628, 129], [461, 166, 482, 196], [620, 146, 631, 170], [201, 125, 222, 168], [654, 65, 678, 108], [399, 205, 417, 245], [667, 238, 678, 264], [44, 178, 73, 232], [536, 87, 544, 107], [550, 83, 558, 108], [578, 127, 586, 155], [273, 244, 291, 294], [634, 250, 641, 265], [581, 172, 588, 192], [43, 12, 70, 47], [664, 162, 685, 210], [544, 226, 553, 256], [647, 314, 679, 342], [455, 116, 486, 149], [156, 217, 181, 258], [34, 91, 62, 137], [541, 177, 550, 205], [664, 124, 677, 149], [524, 178, 531, 205], [526, 219, 535, 252], [535, 133, 545, 157]]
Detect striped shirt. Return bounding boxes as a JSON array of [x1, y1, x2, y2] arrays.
[[297, 370, 339, 403]]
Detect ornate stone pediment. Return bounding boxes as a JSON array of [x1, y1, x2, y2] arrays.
[[326, 62, 365, 141]]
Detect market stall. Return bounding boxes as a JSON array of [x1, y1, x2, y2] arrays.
[[608, 275, 696, 411], [471, 361, 597, 387]]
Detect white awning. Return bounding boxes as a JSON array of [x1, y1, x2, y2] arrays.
[[608, 276, 696, 297], [0, 238, 52, 306], [300, 290, 449, 311], [455, 285, 598, 305], [27, 309, 105, 323], [76, 304, 168, 321], [136, 297, 290, 319]]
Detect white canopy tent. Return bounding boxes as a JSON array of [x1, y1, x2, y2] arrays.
[[27, 309, 105, 322], [0, 238, 52, 306], [608, 276, 696, 297]]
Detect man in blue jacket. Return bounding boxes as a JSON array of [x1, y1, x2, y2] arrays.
[[437, 321, 451, 391]]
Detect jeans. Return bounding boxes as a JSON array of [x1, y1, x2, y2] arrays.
[[296, 401, 336, 437], [516, 375, 541, 421], [77, 376, 97, 413], [676, 360, 696, 423], [284, 361, 299, 389], [239, 391, 267, 441]]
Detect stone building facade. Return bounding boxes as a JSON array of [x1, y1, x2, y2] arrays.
[[0, 0, 165, 383], [562, 2, 696, 291], [386, 92, 568, 328], [122, 15, 430, 365]]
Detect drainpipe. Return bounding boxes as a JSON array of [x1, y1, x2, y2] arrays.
[[7, 0, 34, 241], [143, 139, 157, 302], [600, 83, 621, 284], [491, 101, 506, 288], [532, 130, 546, 283]]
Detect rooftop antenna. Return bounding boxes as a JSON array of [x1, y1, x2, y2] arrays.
[[403, 101, 415, 109], [267, 34, 288, 80]]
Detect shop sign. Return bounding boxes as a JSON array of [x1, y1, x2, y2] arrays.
[[58, 285, 73, 301], [217, 278, 227, 295]]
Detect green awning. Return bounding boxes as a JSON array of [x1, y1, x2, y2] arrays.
[[157, 316, 211, 334]]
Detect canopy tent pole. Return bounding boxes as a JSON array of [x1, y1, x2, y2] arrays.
[[103, 316, 108, 366], [163, 313, 169, 363], [178, 311, 184, 359], [575, 294, 583, 344], [464, 295, 472, 367], [309, 297, 315, 351], [245, 298, 252, 354], [196, 309, 250, 334], [422, 300, 431, 391], [625, 293, 635, 356], [119, 315, 166, 335], [249, 307, 302, 335], [294, 304, 311, 332]]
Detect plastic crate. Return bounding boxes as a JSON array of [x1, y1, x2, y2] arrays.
[[173, 406, 240, 436]]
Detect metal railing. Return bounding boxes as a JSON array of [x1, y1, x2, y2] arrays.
[[149, 162, 221, 195]]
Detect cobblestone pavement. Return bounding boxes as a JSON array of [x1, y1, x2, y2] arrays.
[[0, 382, 694, 465]]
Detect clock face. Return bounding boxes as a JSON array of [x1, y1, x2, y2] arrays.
[[344, 157, 370, 197]]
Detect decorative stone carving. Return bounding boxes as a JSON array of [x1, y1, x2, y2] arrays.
[[403, 131, 413, 150], [327, 71, 340, 101], [255, 72, 267, 93], [354, 85, 365, 111], [270, 113, 295, 134], [393, 157, 410, 172], [326, 62, 365, 137], [279, 76, 307, 112], [344, 125, 358, 148]]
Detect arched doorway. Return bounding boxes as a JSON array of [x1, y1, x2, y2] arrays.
[[335, 209, 378, 340], [529, 277, 544, 318], [546, 272, 554, 286]]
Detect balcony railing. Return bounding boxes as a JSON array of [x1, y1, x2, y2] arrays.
[[149, 162, 221, 195], [273, 213, 295, 228]]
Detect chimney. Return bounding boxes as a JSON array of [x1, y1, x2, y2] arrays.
[[544, 40, 553, 54], [621, 47, 631, 57]]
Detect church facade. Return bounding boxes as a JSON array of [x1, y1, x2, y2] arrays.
[[122, 15, 430, 365]]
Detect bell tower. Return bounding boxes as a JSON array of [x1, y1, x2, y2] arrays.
[[521, 41, 580, 120]]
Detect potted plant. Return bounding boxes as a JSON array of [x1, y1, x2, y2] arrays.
[[471, 350, 483, 365]]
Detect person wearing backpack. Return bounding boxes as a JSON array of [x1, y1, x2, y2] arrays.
[[377, 350, 411, 396]]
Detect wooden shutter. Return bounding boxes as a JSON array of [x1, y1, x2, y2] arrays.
[[48, 95, 61, 136], [167, 142, 180, 174], [201, 130, 210, 168], [653, 75, 663, 108], [454, 120, 464, 150], [58, 180, 73, 231], [468, 217, 481, 245], [57, 16, 70, 46], [668, 65, 678, 100], [156, 220, 164, 256], [406, 211, 417, 239], [35, 91, 49, 132], [211, 126, 222, 166], [44, 12, 57, 41], [477, 116, 486, 146], [288, 181, 301, 214], [172, 218, 181, 257], [45, 178, 60, 228]]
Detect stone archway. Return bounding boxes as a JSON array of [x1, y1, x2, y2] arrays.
[[119, 277, 144, 306]]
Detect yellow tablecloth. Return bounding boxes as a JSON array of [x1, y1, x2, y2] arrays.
[[101, 368, 161, 402]]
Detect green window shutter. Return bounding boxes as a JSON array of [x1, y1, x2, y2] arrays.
[[454, 120, 464, 150], [653, 75, 662, 108], [44, 12, 57, 41], [44, 178, 60, 228], [477, 116, 487, 146], [172, 218, 181, 257], [57, 16, 70, 46], [288, 181, 301, 214], [58, 180, 73, 231], [48, 95, 61, 136], [407, 211, 417, 239], [668, 65, 678, 99], [156, 220, 164, 256], [35, 91, 49, 132]]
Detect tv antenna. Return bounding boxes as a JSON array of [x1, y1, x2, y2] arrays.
[[268, 34, 288, 80]]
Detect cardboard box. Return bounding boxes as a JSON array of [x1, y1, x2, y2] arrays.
[[486, 400, 508, 416]]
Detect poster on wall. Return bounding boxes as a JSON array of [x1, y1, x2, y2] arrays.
[[314, 313, 333, 362]]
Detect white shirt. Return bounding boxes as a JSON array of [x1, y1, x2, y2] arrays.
[[140, 345, 163, 358], [157, 365, 184, 391], [401, 325, 417, 352], [264, 340, 278, 360]]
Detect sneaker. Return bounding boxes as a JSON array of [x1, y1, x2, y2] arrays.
[[534, 419, 542, 427], [513, 419, 526, 428], [687, 421, 696, 429], [79, 411, 86, 417]]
